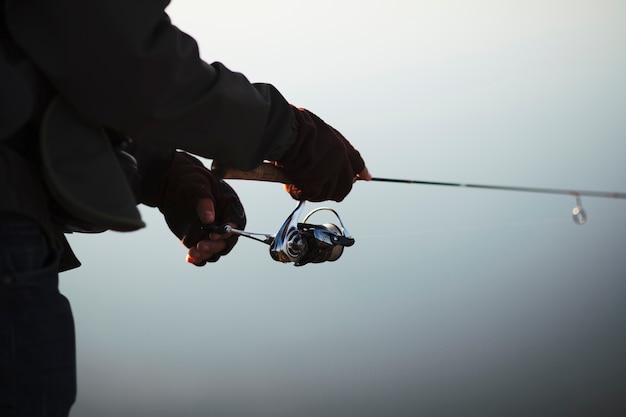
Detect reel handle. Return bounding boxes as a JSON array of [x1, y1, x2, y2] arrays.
[[211, 161, 291, 184]]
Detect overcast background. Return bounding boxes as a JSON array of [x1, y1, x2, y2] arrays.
[[61, 1, 625, 416]]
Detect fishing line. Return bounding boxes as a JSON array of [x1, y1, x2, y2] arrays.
[[356, 215, 565, 241]]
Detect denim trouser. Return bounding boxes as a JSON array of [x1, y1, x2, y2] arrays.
[[0, 214, 76, 416]]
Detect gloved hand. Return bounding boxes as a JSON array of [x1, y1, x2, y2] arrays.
[[158, 151, 246, 265], [273, 107, 371, 202]]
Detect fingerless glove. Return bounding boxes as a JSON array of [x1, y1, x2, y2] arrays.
[[275, 107, 365, 202], [158, 151, 246, 262]]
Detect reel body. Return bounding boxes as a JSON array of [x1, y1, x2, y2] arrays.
[[270, 202, 354, 266], [222, 201, 354, 266]]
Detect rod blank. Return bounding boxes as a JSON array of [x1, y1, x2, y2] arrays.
[[370, 177, 626, 200]]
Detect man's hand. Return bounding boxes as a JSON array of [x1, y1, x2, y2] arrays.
[[274, 107, 370, 202], [186, 198, 237, 265], [158, 152, 246, 265]]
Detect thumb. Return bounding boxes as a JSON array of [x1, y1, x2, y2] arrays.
[[197, 198, 215, 224]]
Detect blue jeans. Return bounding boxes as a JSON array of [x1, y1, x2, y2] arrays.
[[0, 214, 76, 417]]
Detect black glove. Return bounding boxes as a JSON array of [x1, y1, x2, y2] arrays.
[[273, 107, 366, 202], [157, 151, 246, 263]]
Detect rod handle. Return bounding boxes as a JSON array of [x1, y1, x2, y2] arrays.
[[210, 161, 291, 184]]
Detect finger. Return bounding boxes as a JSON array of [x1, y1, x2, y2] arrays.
[[357, 166, 372, 181], [284, 183, 304, 201], [196, 239, 227, 256], [186, 253, 205, 265], [197, 198, 215, 224], [187, 239, 227, 264]]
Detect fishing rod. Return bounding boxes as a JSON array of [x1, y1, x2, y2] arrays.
[[211, 161, 625, 224], [366, 177, 626, 200], [209, 161, 626, 265]]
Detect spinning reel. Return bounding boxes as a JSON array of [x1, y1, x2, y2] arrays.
[[222, 201, 354, 266]]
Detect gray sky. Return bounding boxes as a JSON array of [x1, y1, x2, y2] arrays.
[[61, 1, 626, 416]]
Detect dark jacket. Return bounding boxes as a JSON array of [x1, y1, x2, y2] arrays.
[[3, 0, 297, 168], [1, 0, 298, 270]]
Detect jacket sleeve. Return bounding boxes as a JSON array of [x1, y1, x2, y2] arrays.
[[5, 0, 297, 170]]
